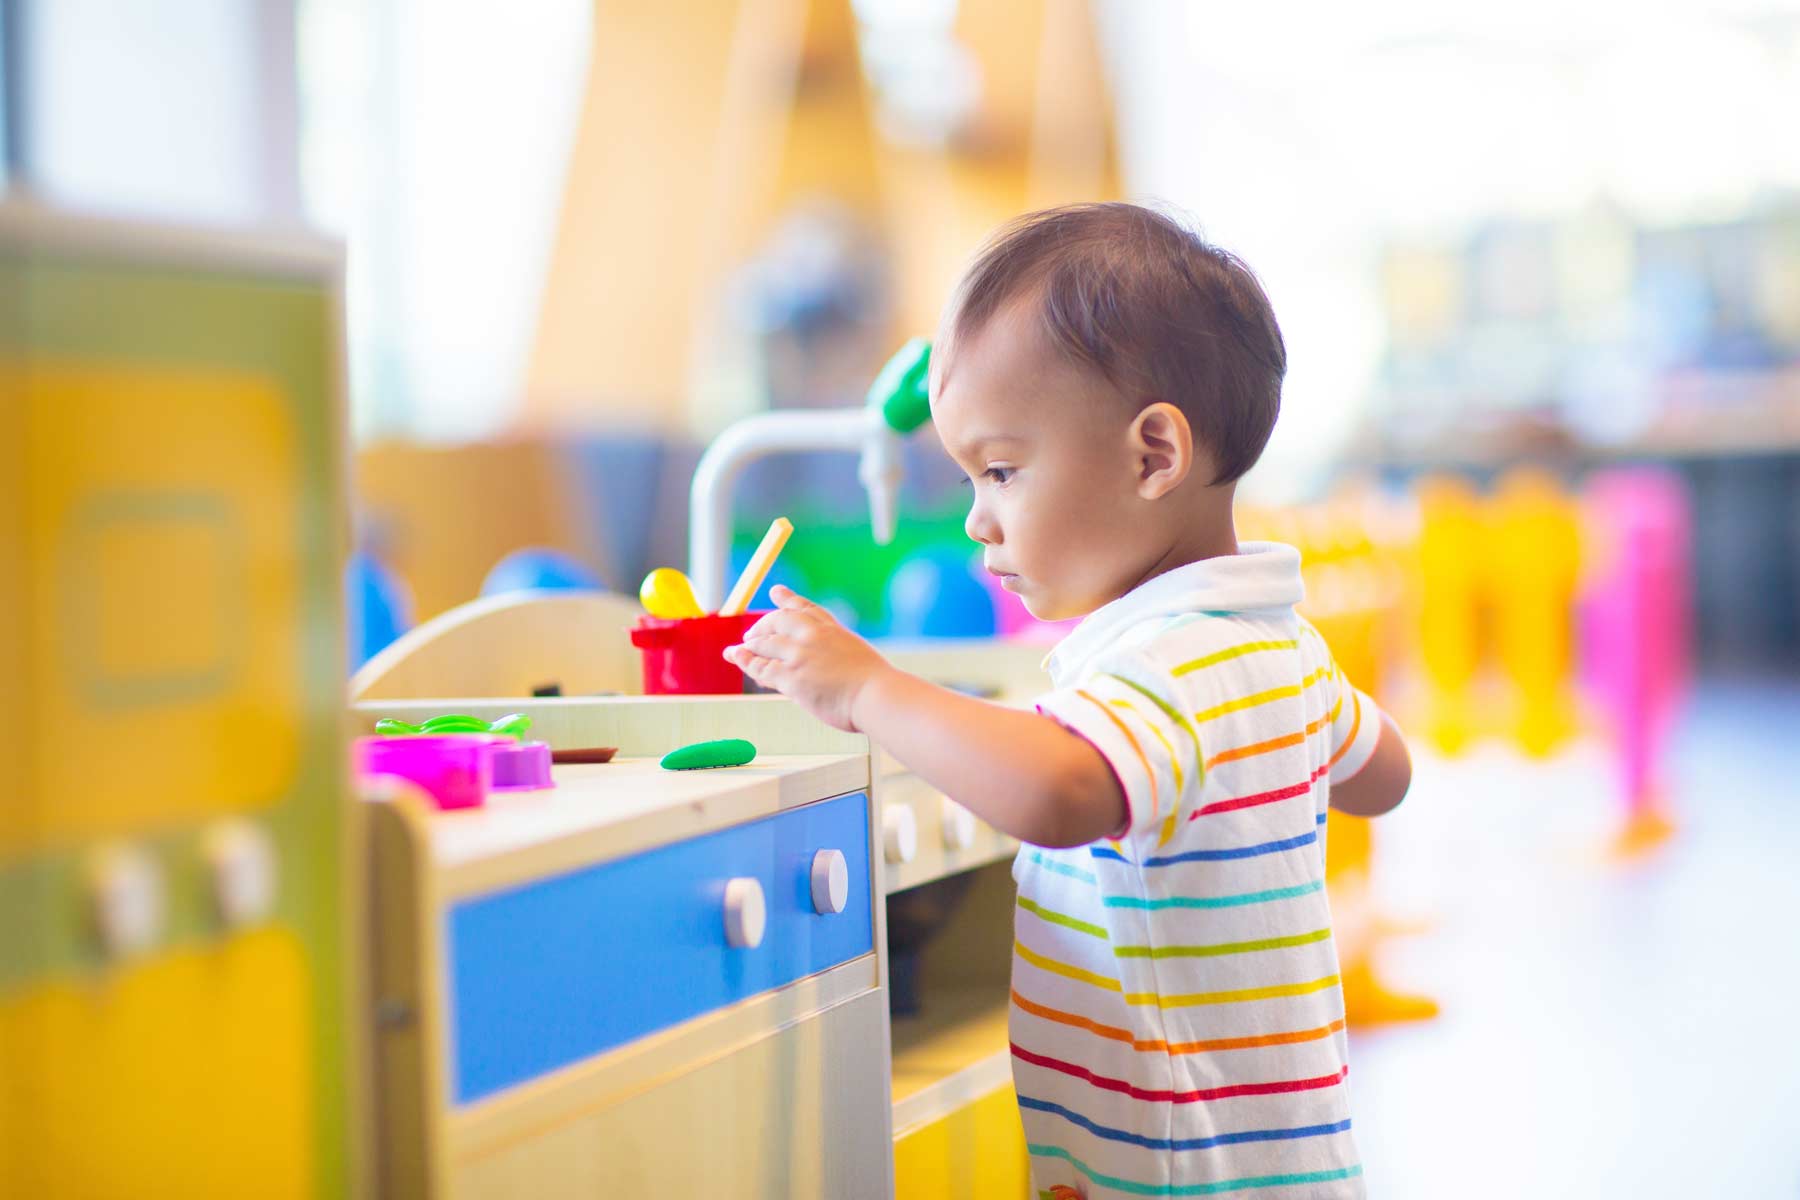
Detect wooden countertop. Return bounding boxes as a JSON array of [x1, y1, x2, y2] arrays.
[[417, 753, 870, 900]]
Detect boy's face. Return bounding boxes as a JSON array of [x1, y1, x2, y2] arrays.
[[932, 298, 1157, 622]]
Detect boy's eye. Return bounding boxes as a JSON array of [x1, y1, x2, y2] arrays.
[[957, 467, 1015, 487]]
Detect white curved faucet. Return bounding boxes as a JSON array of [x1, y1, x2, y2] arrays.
[[688, 339, 932, 613]]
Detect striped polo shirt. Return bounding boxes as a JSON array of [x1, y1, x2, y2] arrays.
[[1015, 542, 1380, 1199]]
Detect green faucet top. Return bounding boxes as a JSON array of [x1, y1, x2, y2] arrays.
[[868, 338, 932, 434]]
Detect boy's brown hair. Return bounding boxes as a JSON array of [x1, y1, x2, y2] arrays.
[[939, 202, 1285, 484]]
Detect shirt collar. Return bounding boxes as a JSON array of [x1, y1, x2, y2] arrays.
[[1044, 541, 1306, 686]]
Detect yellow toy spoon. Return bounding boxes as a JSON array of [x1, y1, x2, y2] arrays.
[[639, 567, 705, 619]]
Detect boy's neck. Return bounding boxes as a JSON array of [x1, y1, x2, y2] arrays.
[[1119, 497, 1241, 596]]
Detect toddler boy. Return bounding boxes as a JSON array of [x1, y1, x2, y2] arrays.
[[726, 202, 1411, 1198]]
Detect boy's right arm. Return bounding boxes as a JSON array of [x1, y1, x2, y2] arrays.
[[850, 667, 1130, 848], [726, 585, 1127, 848], [1329, 709, 1411, 817]]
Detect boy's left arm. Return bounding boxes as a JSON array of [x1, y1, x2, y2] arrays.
[[1329, 708, 1411, 817]]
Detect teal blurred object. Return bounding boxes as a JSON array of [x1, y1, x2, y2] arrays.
[[883, 546, 997, 639], [348, 550, 413, 670], [482, 547, 604, 596]]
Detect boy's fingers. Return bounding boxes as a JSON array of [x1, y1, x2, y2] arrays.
[[742, 631, 794, 661], [738, 650, 783, 684], [771, 585, 817, 612], [745, 610, 799, 642], [726, 640, 787, 679]]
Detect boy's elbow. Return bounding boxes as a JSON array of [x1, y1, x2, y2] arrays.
[[1331, 716, 1411, 817], [1328, 771, 1407, 818], [1359, 765, 1411, 817], [1027, 746, 1126, 848]]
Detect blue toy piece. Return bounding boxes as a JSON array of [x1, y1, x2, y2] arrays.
[[481, 548, 604, 597], [883, 546, 997, 639], [347, 550, 414, 670]]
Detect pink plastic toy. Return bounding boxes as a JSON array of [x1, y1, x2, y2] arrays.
[[1578, 468, 1691, 855], [357, 734, 495, 811]]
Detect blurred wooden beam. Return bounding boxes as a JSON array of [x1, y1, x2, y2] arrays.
[[524, 0, 1119, 429], [1027, 0, 1121, 209], [877, 0, 1122, 337], [526, 0, 890, 434], [753, 0, 881, 237], [524, 0, 806, 433]]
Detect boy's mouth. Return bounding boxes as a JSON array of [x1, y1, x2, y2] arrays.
[[986, 565, 1023, 591]]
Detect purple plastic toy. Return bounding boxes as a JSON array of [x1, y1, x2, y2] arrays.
[[357, 734, 495, 811], [490, 740, 555, 791]]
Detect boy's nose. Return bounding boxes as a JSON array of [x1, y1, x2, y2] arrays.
[[964, 503, 999, 546]]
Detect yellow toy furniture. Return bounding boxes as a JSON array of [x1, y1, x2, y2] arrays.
[[1413, 474, 1486, 754], [1240, 494, 1437, 1030], [1489, 467, 1581, 757], [1295, 510, 1438, 1028], [0, 205, 357, 1197]]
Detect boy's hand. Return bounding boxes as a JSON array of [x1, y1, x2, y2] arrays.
[[723, 585, 893, 732], [728, 589, 1126, 845]]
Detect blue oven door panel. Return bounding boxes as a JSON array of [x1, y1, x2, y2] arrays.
[[446, 790, 874, 1105]]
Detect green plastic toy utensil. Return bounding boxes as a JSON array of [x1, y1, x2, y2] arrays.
[[660, 738, 757, 771], [374, 712, 533, 741]]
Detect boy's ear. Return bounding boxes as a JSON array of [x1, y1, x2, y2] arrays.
[[1130, 402, 1197, 499]]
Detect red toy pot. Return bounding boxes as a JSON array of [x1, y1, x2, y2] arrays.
[[629, 611, 768, 695]]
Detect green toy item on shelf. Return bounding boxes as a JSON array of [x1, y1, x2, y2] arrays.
[[660, 738, 757, 771], [374, 712, 533, 741]]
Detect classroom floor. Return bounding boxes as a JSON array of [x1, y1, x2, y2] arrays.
[[1345, 679, 1800, 1198]]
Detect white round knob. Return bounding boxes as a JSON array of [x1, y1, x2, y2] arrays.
[[723, 877, 766, 949], [810, 849, 849, 914], [203, 820, 278, 928], [940, 797, 978, 851], [87, 844, 165, 959], [883, 804, 918, 865]]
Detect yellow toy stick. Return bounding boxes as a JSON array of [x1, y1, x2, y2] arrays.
[[718, 517, 793, 616]]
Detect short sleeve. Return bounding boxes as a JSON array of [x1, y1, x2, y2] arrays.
[[1034, 653, 1201, 843], [1324, 663, 1382, 784]]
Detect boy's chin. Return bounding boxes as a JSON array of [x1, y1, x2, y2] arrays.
[[1019, 591, 1078, 623]]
